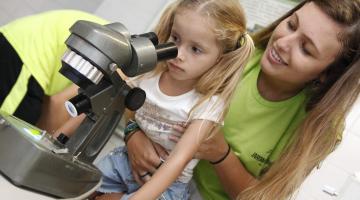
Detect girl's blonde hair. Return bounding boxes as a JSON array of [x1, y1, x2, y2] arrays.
[[153, 0, 254, 121], [240, 0, 360, 199]]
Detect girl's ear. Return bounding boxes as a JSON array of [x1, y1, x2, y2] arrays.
[[216, 56, 221, 63], [215, 49, 223, 63]]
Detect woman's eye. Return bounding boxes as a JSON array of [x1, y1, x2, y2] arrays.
[[301, 43, 311, 56], [287, 20, 296, 31]]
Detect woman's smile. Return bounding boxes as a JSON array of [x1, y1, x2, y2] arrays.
[[269, 47, 287, 65]]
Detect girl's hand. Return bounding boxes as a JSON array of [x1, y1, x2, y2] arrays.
[[126, 130, 168, 185], [171, 124, 229, 162]]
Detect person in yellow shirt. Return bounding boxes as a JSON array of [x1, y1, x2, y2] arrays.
[[0, 10, 107, 133]]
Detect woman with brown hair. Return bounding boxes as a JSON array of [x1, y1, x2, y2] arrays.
[[122, 0, 360, 199]]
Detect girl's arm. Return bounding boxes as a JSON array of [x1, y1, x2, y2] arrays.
[[130, 119, 214, 200]]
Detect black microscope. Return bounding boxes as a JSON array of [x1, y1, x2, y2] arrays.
[[0, 20, 177, 199]]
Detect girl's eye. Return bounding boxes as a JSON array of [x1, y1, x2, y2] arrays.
[[170, 35, 179, 43], [192, 46, 202, 54]]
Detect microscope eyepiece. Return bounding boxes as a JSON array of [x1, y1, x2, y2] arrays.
[[155, 42, 178, 62]]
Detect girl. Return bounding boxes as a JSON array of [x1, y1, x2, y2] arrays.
[[94, 0, 254, 200]]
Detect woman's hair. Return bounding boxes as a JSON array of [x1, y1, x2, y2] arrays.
[[240, 0, 360, 199], [152, 0, 254, 121]]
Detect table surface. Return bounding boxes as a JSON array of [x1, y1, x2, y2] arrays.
[[0, 174, 54, 200]]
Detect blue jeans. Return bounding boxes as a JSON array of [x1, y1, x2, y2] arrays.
[[95, 146, 190, 200]]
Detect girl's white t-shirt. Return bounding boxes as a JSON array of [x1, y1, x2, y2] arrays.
[[128, 73, 224, 183]]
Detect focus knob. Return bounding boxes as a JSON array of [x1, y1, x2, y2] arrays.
[[65, 94, 91, 117], [125, 87, 146, 111]]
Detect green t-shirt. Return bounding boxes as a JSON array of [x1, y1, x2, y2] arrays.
[[0, 10, 107, 114], [194, 50, 308, 200]]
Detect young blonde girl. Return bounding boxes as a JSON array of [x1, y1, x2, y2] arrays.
[[94, 0, 254, 200]]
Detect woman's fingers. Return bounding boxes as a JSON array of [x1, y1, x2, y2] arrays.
[[168, 134, 181, 142], [172, 123, 187, 132], [194, 126, 229, 161], [169, 123, 188, 142], [132, 170, 145, 185], [126, 130, 160, 182], [152, 142, 168, 163], [94, 192, 124, 200]]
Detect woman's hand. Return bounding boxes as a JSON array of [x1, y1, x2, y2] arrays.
[[94, 192, 123, 200], [171, 124, 229, 162], [126, 130, 168, 185]]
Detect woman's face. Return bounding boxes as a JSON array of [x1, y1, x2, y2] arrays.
[[261, 2, 343, 87]]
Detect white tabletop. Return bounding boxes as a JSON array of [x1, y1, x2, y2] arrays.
[[0, 174, 54, 200]]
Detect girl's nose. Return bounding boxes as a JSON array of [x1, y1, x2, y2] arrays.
[[176, 45, 185, 61]]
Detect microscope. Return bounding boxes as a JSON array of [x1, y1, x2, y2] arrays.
[[0, 20, 177, 199]]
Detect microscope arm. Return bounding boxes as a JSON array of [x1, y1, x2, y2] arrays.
[[59, 20, 177, 162]]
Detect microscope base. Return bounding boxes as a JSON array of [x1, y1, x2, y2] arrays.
[[0, 111, 101, 199]]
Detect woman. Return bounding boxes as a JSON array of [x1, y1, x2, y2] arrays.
[[124, 0, 360, 199]]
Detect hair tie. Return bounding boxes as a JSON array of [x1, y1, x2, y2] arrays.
[[235, 32, 247, 49]]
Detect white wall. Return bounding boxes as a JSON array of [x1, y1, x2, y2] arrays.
[[0, 0, 104, 25], [294, 99, 360, 200], [94, 0, 172, 34], [0, 0, 170, 34]]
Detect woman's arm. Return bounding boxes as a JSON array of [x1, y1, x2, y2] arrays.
[[37, 84, 78, 133], [53, 114, 86, 138], [199, 129, 258, 199], [172, 125, 258, 199], [130, 120, 214, 200], [40, 68, 127, 135], [213, 151, 258, 199]]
